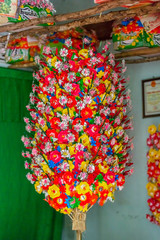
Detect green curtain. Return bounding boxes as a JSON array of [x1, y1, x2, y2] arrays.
[[0, 67, 63, 240]]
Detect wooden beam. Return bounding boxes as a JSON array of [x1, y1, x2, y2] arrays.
[[0, 0, 144, 33], [0, 3, 159, 43], [8, 62, 37, 69], [125, 56, 160, 64], [115, 47, 160, 59]]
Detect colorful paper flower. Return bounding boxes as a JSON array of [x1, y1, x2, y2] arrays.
[[146, 124, 160, 226], [22, 29, 133, 215]]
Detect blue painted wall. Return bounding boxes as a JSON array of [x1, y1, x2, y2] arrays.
[[62, 61, 160, 240], [53, 0, 95, 14]]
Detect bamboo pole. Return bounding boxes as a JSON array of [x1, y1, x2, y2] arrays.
[[72, 208, 86, 240], [76, 231, 82, 240]]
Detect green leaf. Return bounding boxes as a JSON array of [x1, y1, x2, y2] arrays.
[[95, 174, 104, 182], [80, 79, 84, 91], [69, 197, 80, 208], [89, 118, 94, 124]]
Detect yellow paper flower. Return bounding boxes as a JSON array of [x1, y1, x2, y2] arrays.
[[108, 191, 115, 200], [44, 67, 50, 75], [98, 163, 109, 174], [146, 182, 158, 197], [42, 124, 48, 132], [105, 126, 114, 138], [155, 150, 160, 160], [108, 183, 116, 192], [96, 182, 109, 194], [76, 182, 90, 194], [83, 77, 92, 86], [56, 87, 63, 98], [104, 80, 111, 89], [155, 213, 160, 222], [97, 70, 104, 78], [78, 134, 90, 146], [59, 144, 67, 150], [55, 107, 63, 112], [148, 148, 157, 158], [46, 8, 51, 14], [148, 157, 155, 164], [69, 145, 76, 155], [148, 125, 157, 135], [48, 185, 60, 199], [38, 93, 48, 103], [60, 207, 72, 214], [34, 181, 42, 194], [79, 49, 88, 59], [80, 161, 89, 172], [41, 163, 55, 176], [51, 56, 57, 66], [78, 204, 88, 212], [65, 184, 72, 195], [158, 175, 160, 184], [113, 143, 122, 153], [68, 160, 74, 171], [62, 108, 74, 118]]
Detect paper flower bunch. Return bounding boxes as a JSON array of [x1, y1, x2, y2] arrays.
[[22, 29, 133, 215], [146, 124, 160, 225]]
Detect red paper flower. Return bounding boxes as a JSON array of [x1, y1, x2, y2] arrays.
[[81, 107, 93, 119], [50, 150, 61, 163], [58, 130, 69, 144], [66, 96, 77, 108], [63, 172, 74, 185], [104, 171, 115, 184], [50, 96, 60, 108]]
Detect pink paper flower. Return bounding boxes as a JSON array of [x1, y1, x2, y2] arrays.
[[50, 151, 61, 163]]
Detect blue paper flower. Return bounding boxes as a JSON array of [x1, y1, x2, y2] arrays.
[[65, 195, 72, 208], [106, 147, 113, 156], [93, 96, 101, 104], [91, 137, 96, 146]]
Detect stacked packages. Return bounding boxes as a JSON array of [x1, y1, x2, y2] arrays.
[[112, 14, 160, 50], [5, 0, 56, 65]]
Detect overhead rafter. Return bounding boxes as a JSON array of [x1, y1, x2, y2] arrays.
[[0, 1, 160, 43], [0, 0, 160, 65], [0, 0, 146, 33], [125, 56, 160, 64], [115, 47, 160, 58]]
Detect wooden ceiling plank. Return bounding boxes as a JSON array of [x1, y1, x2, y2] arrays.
[[0, 2, 159, 43], [0, 0, 144, 33], [115, 47, 160, 59], [126, 56, 160, 64]]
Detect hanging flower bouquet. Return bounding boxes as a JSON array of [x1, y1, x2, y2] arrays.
[[22, 28, 133, 233], [146, 124, 160, 226]]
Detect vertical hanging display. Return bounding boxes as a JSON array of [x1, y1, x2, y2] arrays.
[[146, 124, 160, 226], [21, 27, 133, 239]]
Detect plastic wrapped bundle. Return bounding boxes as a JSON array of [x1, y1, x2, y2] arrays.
[[112, 16, 145, 50]]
